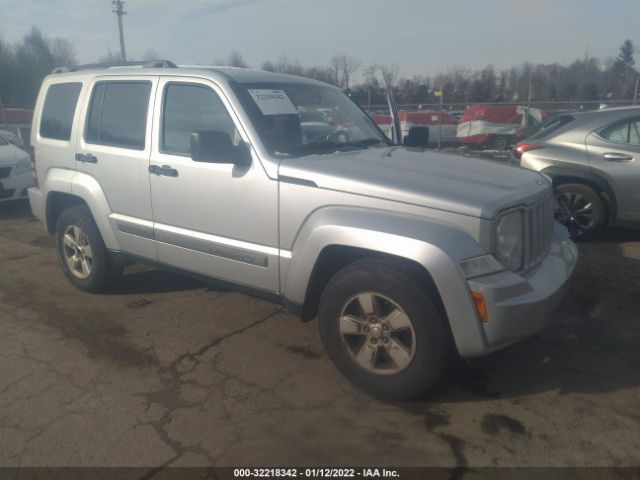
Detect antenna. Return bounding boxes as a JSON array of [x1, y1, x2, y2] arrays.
[[112, 0, 127, 62]]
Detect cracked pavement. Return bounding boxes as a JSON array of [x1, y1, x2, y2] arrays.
[[0, 200, 639, 468]]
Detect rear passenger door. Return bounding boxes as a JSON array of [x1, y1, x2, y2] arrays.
[[586, 116, 640, 222], [75, 76, 158, 259]]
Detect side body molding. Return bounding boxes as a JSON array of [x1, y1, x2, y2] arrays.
[[282, 207, 489, 356]]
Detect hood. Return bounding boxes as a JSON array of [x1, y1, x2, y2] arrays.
[[0, 144, 26, 167], [278, 147, 551, 219]]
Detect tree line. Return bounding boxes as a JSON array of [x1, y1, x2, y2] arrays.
[[0, 27, 638, 110]]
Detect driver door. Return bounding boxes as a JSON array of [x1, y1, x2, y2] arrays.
[[149, 77, 279, 292]]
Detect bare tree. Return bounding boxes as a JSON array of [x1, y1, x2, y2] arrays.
[[331, 54, 361, 89], [380, 64, 399, 88], [227, 50, 248, 68], [99, 48, 122, 63]]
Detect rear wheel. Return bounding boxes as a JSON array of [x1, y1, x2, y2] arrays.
[[554, 183, 606, 240], [55, 205, 122, 292], [318, 259, 448, 400], [490, 135, 510, 150]]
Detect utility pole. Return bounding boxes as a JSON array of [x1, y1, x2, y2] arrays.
[[634, 76, 639, 106], [112, 0, 127, 62]]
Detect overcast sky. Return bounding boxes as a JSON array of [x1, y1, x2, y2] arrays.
[[1, 0, 638, 78]]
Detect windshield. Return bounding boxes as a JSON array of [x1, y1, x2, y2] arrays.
[[232, 82, 389, 157]]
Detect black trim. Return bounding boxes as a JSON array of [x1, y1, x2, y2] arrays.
[[278, 175, 318, 188], [115, 219, 270, 267], [109, 251, 286, 307], [52, 60, 176, 74]]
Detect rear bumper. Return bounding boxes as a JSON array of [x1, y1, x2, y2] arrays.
[[465, 223, 578, 355], [28, 186, 44, 222]]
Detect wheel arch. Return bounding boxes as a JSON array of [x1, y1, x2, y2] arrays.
[[281, 207, 490, 357], [541, 165, 618, 224], [44, 170, 120, 250]]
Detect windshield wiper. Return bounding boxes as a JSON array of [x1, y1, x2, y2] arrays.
[[277, 138, 386, 157]]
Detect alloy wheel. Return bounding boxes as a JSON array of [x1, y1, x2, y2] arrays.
[[554, 191, 596, 238], [338, 292, 416, 375], [62, 225, 94, 279]]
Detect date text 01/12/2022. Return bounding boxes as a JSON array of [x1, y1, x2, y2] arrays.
[[233, 468, 400, 478]]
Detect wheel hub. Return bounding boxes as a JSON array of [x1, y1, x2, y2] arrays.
[[338, 292, 416, 375]]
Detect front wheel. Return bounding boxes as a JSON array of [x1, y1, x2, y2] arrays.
[[318, 259, 448, 400]]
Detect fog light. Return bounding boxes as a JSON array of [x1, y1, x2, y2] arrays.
[[471, 291, 489, 324]]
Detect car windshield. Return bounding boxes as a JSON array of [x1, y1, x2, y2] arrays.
[[232, 82, 389, 157]]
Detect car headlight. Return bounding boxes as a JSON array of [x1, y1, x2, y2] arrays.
[[13, 156, 31, 176], [494, 210, 524, 271]]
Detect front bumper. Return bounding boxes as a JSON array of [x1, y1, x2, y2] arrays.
[[466, 223, 578, 355], [0, 170, 31, 202]]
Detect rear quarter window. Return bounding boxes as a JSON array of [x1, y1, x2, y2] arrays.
[[39, 82, 82, 141], [528, 115, 575, 141]]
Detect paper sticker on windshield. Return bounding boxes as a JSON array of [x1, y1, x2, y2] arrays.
[[248, 89, 298, 116]]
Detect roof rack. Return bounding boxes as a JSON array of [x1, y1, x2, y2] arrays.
[[51, 60, 177, 74]]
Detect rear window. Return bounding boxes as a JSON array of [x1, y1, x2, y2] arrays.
[[528, 115, 575, 141], [85, 81, 151, 150], [39, 82, 82, 141]]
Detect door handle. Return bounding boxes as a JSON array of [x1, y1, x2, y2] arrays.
[[149, 164, 179, 177], [75, 153, 98, 164], [603, 152, 633, 162]]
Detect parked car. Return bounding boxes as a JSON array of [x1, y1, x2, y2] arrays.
[[29, 62, 577, 399], [0, 133, 32, 202], [457, 104, 548, 149], [370, 110, 458, 146], [0, 107, 34, 146], [514, 106, 640, 239]]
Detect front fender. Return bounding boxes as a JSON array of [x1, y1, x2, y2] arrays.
[[283, 206, 489, 356]]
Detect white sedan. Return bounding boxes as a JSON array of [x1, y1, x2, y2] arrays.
[[0, 132, 32, 202]]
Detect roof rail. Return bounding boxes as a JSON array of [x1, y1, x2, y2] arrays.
[[51, 60, 177, 74]]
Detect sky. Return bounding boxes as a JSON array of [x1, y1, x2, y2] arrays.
[[1, 0, 639, 79]]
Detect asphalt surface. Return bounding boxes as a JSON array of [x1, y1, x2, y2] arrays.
[[1, 198, 639, 469]]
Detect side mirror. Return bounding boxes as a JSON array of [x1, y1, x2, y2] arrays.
[[190, 130, 251, 165], [403, 126, 429, 147]]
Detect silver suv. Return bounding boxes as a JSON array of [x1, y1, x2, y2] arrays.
[[515, 107, 640, 239], [28, 62, 577, 399]]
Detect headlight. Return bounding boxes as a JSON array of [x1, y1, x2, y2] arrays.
[[13, 156, 31, 176], [494, 210, 524, 271]]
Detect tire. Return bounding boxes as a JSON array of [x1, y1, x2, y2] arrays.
[[490, 135, 510, 150], [318, 258, 448, 400], [55, 205, 122, 292], [554, 183, 606, 241]]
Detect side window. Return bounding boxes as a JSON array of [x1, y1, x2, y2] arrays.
[[85, 81, 151, 150], [601, 118, 640, 146], [161, 83, 237, 156], [629, 120, 640, 146], [601, 121, 630, 143], [40, 83, 82, 140]]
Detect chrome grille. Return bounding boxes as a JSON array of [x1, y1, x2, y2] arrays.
[[525, 196, 555, 268]]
